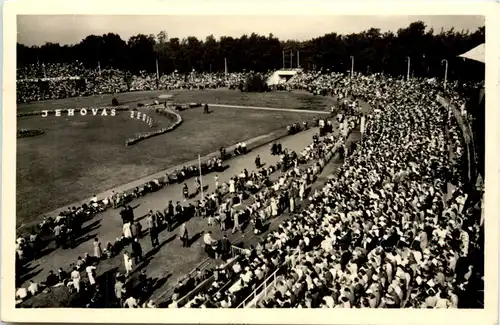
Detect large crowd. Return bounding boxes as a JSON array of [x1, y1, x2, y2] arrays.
[[16, 63, 274, 103], [162, 75, 483, 309], [15, 64, 483, 309]]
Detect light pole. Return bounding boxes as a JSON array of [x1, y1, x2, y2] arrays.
[[441, 59, 449, 91], [350, 56, 354, 78], [406, 56, 411, 81]]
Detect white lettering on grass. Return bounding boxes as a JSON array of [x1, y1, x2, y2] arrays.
[[55, 109, 62, 117], [111, 109, 116, 116], [41, 110, 48, 117], [92, 108, 99, 116], [67, 109, 75, 116], [80, 108, 88, 116], [101, 109, 108, 116]]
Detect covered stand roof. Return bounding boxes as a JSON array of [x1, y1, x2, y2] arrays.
[[458, 43, 485, 64]]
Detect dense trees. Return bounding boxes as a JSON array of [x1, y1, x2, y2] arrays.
[[17, 21, 484, 80]]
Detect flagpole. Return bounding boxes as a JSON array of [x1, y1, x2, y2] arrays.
[[156, 59, 160, 81], [198, 154, 204, 200]]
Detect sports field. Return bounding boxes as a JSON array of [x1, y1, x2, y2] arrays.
[[17, 89, 338, 113], [17, 89, 333, 226]]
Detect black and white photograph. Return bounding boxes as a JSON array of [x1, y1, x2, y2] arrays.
[[1, 1, 498, 324]]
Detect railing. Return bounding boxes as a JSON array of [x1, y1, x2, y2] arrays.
[[230, 245, 248, 258], [174, 246, 249, 307], [155, 257, 211, 306], [180, 255, 243, 308], [237, 248, 300, 308]]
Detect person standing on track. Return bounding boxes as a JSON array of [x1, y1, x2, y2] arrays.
[[255, 155, 261, 169], [175, 201, 184, 222], [195, 177, 201, 195], [147, 211, 159, 248], [232, 210, 241, 234], [93, 238, 103, 259], [214, 175, 219, 189], [131, 238, 143, 264], [182, 183, 189, 201], [164, 201, 174, 232], [123, 251, 133, 276], [179, 222, 189, 247]]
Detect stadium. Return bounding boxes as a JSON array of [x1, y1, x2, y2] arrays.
[[14, 18, 485, 310]]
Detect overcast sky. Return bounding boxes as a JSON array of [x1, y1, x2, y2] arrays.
[[17, 15, 484, 46]]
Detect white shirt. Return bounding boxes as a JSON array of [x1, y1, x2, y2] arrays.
[[71, 270, 80, 281], [125, 296, 138, 308], [16, 288, 28, 299], [241, 271, 252, 283], [203, 233, 214, 245], [28, 282, 38, 296]]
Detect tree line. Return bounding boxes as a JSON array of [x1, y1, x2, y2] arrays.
[[17, 21, 485, 80]]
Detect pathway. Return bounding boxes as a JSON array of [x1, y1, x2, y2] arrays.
[[208, 104, 330, 115]]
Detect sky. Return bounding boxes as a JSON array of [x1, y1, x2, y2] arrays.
[[17, 15, 484, 46]]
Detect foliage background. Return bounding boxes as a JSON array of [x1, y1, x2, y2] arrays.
[[17, 21, 485, 80]]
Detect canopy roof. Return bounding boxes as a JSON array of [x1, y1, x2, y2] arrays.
[[458, 43, 485, 64]]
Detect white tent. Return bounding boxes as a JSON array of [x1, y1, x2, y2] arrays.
[[458, 43, 485, 64]]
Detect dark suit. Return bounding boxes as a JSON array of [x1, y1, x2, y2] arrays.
[[220, 238, 231, 260], [132, 241, 143, 263], [120, 209, 128, 225]]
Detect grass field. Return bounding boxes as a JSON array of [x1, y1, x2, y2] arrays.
[[17, 91, 326, 225], [169, 89, 337, 111], [17, 89, 337, 112]]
